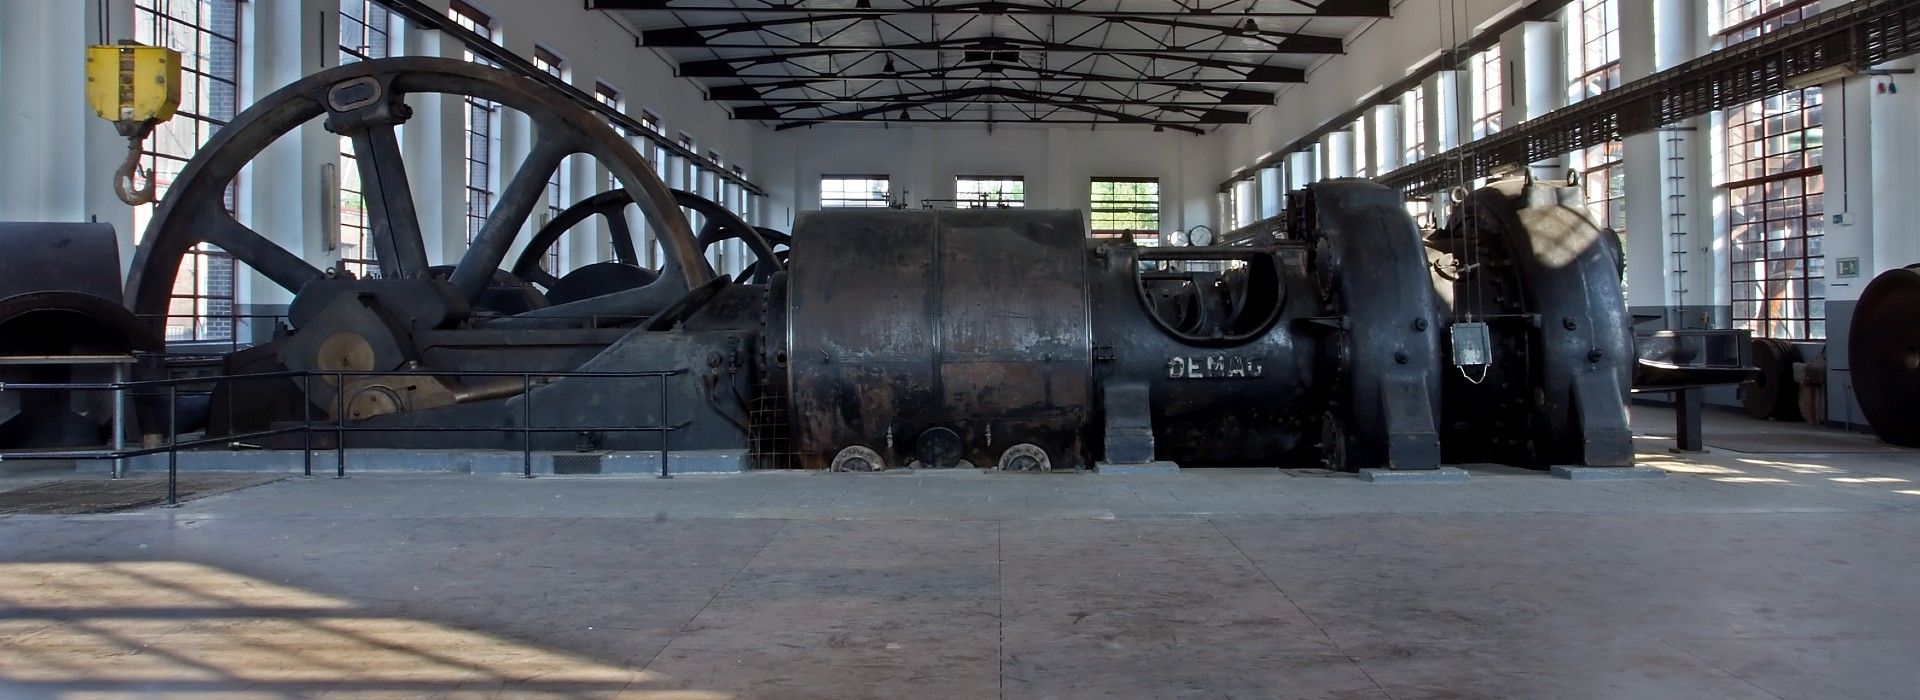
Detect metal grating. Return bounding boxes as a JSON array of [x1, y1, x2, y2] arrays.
[[551, 453, 606, 475], [1377, 0, 1920, 197], [0, 476, 280, 514]]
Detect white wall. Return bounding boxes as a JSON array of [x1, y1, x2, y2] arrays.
[[1222, 0, 1522, 170], [753, 124, 1224, 237]]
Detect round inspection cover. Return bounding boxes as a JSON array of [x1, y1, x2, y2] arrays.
[[997, 443, 1051, 472], [914, 427, 963, 469], [1849, 265, 1920, 446], [830, 445, 886, 472]]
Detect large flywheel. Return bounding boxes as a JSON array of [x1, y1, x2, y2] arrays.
[[510, 187, 786, 296], [125, 57, 711, 327], [1849, 264, 1920, 446]]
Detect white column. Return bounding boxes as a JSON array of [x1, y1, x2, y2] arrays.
[[1521, 19, 1568, 176], [0, 0, 138, 268], [1620, 0, 1697, 316], [239, 0, 334, 320], [1257, 166, 1283, 218], [1232, 179, 1258, 229], [1287, 150, 1315, 189], [1350, 116, 1373, 177], [399, 22, 468, 267], [496, 110, 532, 267], [1434, 70, 1465, 153], [1869, 61, 1920, 276], [1372, 103, 1403, 173], [1322, 131, 1354, 179]]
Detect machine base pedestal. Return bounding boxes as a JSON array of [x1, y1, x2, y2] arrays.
[[1549, 465, 1668, 481], [1358, 467, 1468, 483], [1095, 461, 1180, 475]]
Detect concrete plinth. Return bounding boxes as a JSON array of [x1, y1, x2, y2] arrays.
[[81, 449, 748, 476], [1095, 461, 1180, 475], [1357, 466, 1469, 483], [1550, 465, 1669, 481]]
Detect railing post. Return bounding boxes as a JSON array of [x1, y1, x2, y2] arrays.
[[165, 383, 178, 507], [522, 373, 534, 478], [302, 373, 313, 477], [335, 371, 346, 478], [111, 362, 128, 479], [658, 373, 672, 479]]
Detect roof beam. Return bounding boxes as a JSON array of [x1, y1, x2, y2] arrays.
[[678, 42, 1315, 79], [732, 86, 1269, 114], [753, 86, 1248, 133], [720, 88, 1276, 107], [638, 14, 1348, 53], [649, 34, 1344, 55], [770, 116, 1231, 133], [588, 0, 1391, 18], [699, 63, 1307, 87]]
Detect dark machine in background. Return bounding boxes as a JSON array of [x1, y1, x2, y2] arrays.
[[0, 57, 1800, 471]]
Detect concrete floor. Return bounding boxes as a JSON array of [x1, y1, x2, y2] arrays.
[[2, 407, 1919, 699]]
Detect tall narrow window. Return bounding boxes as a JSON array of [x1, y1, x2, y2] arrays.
[[1403, 85, 1428, 163], [134, 0, 240, 343], [530, 48, 567, 275], [820, 176, 890, 208], [956, 176, 1025, 208], [1570, 0, 1621, 103], [1578, 140, 1625, 233], [1090, 178, 1160, 241], [1472, 46, 1503, 138], [337, 0, 395, 279], [533, 46, 563, 79], [1724, 0, 1825, 339], [450, 0, 497, 243], [1568, 0, 1623, 262], [1350, 121, 1370, 178]]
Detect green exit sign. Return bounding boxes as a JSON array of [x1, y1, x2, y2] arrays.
[[1838, 257, 1861, 278]]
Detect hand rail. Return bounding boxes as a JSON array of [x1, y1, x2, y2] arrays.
[[0, 364, 693, 506]]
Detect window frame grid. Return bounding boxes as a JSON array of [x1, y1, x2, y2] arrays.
[[450, 1, 498, 244], [819, 175, 892, 208], [134, 0, 242, 343], [1570, 0, 1622, 103], [1403, 85, 1428, 163], [955, 176, 1026, 208], [1721, 0, 1825, 340], [337, 0, 393, 280], [1473, 46, 1503, 138], [1089, 177, 1161, 240]]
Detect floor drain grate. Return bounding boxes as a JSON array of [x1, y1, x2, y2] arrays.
[[552, 453, 605, 475]]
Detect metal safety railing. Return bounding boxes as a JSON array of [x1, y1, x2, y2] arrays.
[[0, 363, 690, 507]]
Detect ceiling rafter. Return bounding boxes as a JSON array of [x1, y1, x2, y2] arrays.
[[767, 89, 1244, 134], [586, 0, 1392, 19], [592, 0, 1379, 131], [634, 11, 1348, 53], [733, 85, 1264, 115], [676, 39, 1316, 78]]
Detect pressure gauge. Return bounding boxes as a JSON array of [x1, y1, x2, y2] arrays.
[[1167, 229, 1191, 247], [1188, 227, 1215, 247]]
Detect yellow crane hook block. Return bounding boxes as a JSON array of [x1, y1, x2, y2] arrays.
[[86, 42, 181, 205]]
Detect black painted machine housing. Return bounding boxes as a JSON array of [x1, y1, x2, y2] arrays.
[[0, 56, 1777, 473]]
